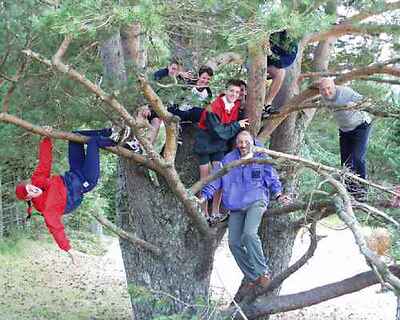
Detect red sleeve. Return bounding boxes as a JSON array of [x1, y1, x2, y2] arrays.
[[31, 137, 53, 188], [42, 209, 71, 252]]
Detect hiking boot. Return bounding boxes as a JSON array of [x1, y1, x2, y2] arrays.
[[110, 125, 131, 144], [232, 280, 256, 304], [255, 273, 271, 288]]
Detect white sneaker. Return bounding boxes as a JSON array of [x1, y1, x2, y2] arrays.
[[110, 125, 131, 144], [124, 138, 142, 154]]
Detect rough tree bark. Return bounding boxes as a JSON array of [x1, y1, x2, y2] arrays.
[[101, 30, 224, 318]]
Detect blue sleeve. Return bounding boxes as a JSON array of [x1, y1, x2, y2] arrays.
[[201, 165, 223, 200], [154, 68, 169, 81], [263, 165, 282, 198]]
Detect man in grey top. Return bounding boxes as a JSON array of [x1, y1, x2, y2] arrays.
[[319, 77, 372, 199]]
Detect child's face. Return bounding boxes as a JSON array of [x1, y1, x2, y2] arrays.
[[197, 72, 211, 87], [225, 85, 241, 103], [168, 63, 179, 77], [26, 184, 43, 199]]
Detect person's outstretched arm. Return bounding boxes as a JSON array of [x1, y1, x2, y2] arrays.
[[42, 207, 71, 252], [31, 137, 53, 188]]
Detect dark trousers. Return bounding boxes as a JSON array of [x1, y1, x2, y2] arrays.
[[68, 128, 115, 193], [339, 122, 371, 192], [168, 105, 203, 123]]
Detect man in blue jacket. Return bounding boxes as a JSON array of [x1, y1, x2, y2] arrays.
[[200, 130, 290, 288]]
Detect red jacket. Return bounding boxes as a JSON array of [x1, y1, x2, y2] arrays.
[[198, 94, 241, 130], [31, 137, 70, 251]]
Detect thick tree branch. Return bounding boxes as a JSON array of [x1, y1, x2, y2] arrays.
[[0, 112, 157, 170], [191, 148, 398, 198], [159, 167, 213, 239], [138, 76, 179, 163], [89, 210, 162, 256], [304, 1, 400, 44], [23, 40, 161, 163], [24, 38, 213, 239], [231, 265, 400, 319], [258, 58, 400, 140]]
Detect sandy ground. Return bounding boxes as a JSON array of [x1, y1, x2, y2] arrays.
[[210, 225, 397, 320], [1, 225, 395, 319]]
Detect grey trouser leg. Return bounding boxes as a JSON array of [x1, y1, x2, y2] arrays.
[[228, 200, 268, 281]]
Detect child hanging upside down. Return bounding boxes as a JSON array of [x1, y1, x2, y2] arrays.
[[15, 126, 130, 259]]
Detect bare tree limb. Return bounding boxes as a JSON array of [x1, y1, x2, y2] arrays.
[[258, 58, 400, 140], [22, 40, 161, 163], [137, 75, 179, 163], [358, 76, 400, 86], [240, 220, 319, 305], [354, 201, 400, 229], [230, 265, 400, 319], [89, 210, 162, 256], [321, 173, 400, 293], [191, 148, 399, 198], [304, 1, 400, 44], [0, 112, 157, 170]]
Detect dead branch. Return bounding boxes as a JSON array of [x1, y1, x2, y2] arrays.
[[240, 220, 319, 305], [89, 210, 162, 255], [230, 265, 400, 319], [321, 172, 400, 293], [0, 112, 157, 170]]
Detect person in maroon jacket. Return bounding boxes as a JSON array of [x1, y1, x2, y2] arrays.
[[194, 79, 249, 222], [15, 126, 129, 260]]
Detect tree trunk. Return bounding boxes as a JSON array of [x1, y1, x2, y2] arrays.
[[262, 44, 303, 297], [0, 174, 3, 239], [246, 40, 268, 136], [117, 126, 222, 319]]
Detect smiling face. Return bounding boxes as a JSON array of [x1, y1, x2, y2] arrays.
[[25, 183, 43, 200], [168, 63, 179, 77], [236, 131, 253, 157], [225, 85, 241, 103], [319, 78, 336, 100], [196, 72, 211, 87]]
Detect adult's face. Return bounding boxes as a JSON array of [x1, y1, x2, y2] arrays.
[[196, 72, 211, 87], [236, 133, 253, 157], [319, 80, 336, 100], [225, 85, 241, 103], [168, 63, 179, 77], [26, 183, 43, 199]]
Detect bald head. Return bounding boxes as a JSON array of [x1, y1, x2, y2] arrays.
[[236, 131, 254, 157], [319, 77, 336, 100]]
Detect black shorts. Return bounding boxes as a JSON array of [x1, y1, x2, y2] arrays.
[[197, 151, 224, 165]]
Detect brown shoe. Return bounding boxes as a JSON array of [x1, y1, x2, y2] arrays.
[[255, 273, 271, 288]]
